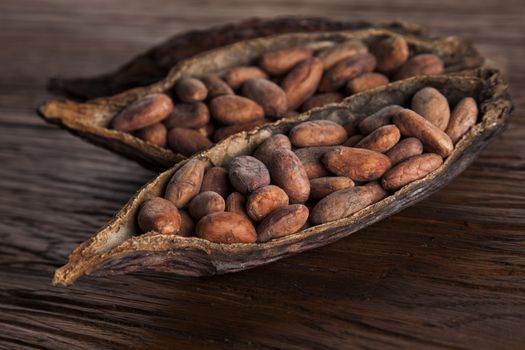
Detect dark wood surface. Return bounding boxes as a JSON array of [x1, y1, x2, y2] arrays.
[[1, 1, 524, 349]]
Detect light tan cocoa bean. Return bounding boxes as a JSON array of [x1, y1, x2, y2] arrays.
[[178, 210, 195, 237], [323, 146, 392, 181], [318, 53, 376, 92], [174, 77, 208, 102], [167, 128, 212, 156], [210, 95, 264, 125], [317, 39, 369, 69], [259, 47, 312, 75], [281, 57, 324, 110], [229, 156, 270, 194], [446, 97, 478, 143], [196, 212, 257, 244], [201, 75, 234, 97], [165, 159, 206, 208], [289, 120, 348, 147], [269, 148, 310, 203], [393, 108, 453, 157], [257, 204, 309, 242], [301, 92, 344, 112], [411, 87, 450, 131], [112, 93, 173, 132], [246, 185, 289, 221], [358, 105, 404, 134], [343, 134, 364, 147], [355, 124, 400, 153], [188, 191, 226, 220], [371, 36, 410, 73], [200, 166, 231, 198], [225, 192, 249, 219], [138, 197, 181, 235], [253, 134, 292, 166], [310, 182, 388, 224], [163, 102, 210, 129], [294, 146, 334, 179], [136, 123, 167, 147], [309, 176, 355, 200], [394, 54, 444, 80], [385, 137, 423, 165], [242, 79, 288, 118], [212, 119, 268, 142], [382, 153, 443, 191], [346, 73, 389, 94], [224, 66, 268, 89]]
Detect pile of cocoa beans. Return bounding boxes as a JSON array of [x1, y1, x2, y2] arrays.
[[111, 36, 445, 155], [136, 87, 478, 244]]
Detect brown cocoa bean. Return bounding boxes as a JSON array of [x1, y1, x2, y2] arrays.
[[178, 210, 195, 237], [269, 148, 310, 203], [196, 212, 256, 244], [343, 134, 364, 147], [225, 192, 249, 219], [246, 185, 289, 221], [346, 72, 389, 94], [394, 54, 444, 80], [317, 39, 368, 69], [289, 120, 348, 147], [167, 128, 212, 156], [294, 146, 334, 179], [323, 146, 392, 181], [210, 95, 264, 125], [136, 123, 167, 147], [224, 66, 268, 90], [282, 110, 300, 119], [174, 77, 208, 102], [257, 204, 309, 242], [355, 124, 400, 153], [163, 102, 210, 129], [197, 122, 215, 138], [212, 119, 268, 142], [259, 47, 312, 75], [382, 153, 443, 191], [385, 137, 423, 165], [301, 92, 344, 112], [358, 105, 404, 134], [242, 79, 288, 118], [201, 166, 231, 198], [371, 36, 410, 73], [112, 93, 173, 132], [201, 75, 234, 98], [446, 97, 478, 143], [309, 176, 355, 200], [165, 159, 206, 208], [281, 57, 324, 110], [229, 156, 270, 194], [188, 191, 226, 220], [411, 87, 450, 131], [318, 53, 376, 92], [254, 134, 292, 166], [138, 197, 181, 235]]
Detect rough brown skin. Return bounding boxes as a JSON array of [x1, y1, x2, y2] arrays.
[[242, 79, 288, 118], [323, 146, 392, 181], [289, 120, 348, 147], [393, 108, 454, 157], [394, 53, 444, 80], [346, 72, 389, 94], [309, 176, 355, 200], [269, 148, 311, 203], [188, 191, 226, 220], [200, 166, 231, 198], [316, 39, 369, 69], [174, 77, 208, 103], [178, 210, 195, 237], [163, 102, 210, 129], [196, 212, 257, 244], [281, 57, 324, 110], [257, 204, 309, 243], [212, 119, 268, 142], [355, 124, 401, 153], [371, 36, 409, 73], [386, 137, 423, 165], [135, 123, 167, 147], [210, 95, 264, 125], [411, 87, 450, 131], [137, 197, 181, 235], [225, 192, 249, 219], [253, 134, 292, 166], [111, 93, 173, 132], [318, 53, 376, 92], [382, 153, 444, 191], [343, 134, 364, 147], [301, 92, 344, 112], [446, 97, 479, 143], [293, 146, 334, 179], [167, 128, 212, 156], [259, 47, 312, 75], [229, 156, 270, 194], [246, 185, 289, 222], [358, 105, 404, 134], [201, 75, 234, 98], [164, 159, 206, 208], [310, 182, 388, 224], [224, 66, 268, 90]]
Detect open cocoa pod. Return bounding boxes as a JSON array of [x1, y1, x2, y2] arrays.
[[39, 28, 483, 171], [52, 69, 512, 287], [47, 17, 426, 100]]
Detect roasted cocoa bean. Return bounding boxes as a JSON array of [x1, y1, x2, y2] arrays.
[[246, 185, 289, 221], [210, 95, 264, 125], [259, 47, 312, 75], [382, 153, 443, 191], [188, 191, 226, 220], [138, 197, 181, 235], [354, 124, 400, 153], [309, 176, 355, 200], [112, 93, 173, 132], [318, 53, 376, 92], [281, 57, 324, 110], [446, 97, 478, 143], [242, 79, 288, 118], [289, 120, 348, 147], [196, 212, 257, 244], [165, 159, 206, 208], [411, 87, 450, 131], [269, 148, 310, 203], [229, 156, 271, 194], [385, 137, 423, 165], [323, 146, 392, 181], [200, 166, 231, 198], [257, 204, 309, 242]]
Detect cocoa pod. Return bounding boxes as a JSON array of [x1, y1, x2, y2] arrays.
[[385, 137, 423, 165], [174, 77, 208, 102], [163, 102, 210, 129], [201, 75, 234, 98], [242, 79, 288, 118], [200, 166, 231, 198], [354, 124, 400, 153], [188, 191, 226, 220], [269, 148, 310, 203], [210, 95, 264, 125], [323, 146, 392, 181], [212, 119, 268, 142], [165, 159, 206, 208], [289, 120, 348, 147], [259, 47, 312, 75], [137, 197, 181, 235], [317, 39, 369, 69], [225, 192, 249, 219], [196, 212, 257, 244], [382, 153, 443, 191], [411, 87, 450, 130], [394, 54, 444, 80], [136, 123, 167, 147], [224, 66, 268, 89], [318, 53, 376, 92], [446, 97, 478, 143], [229, 156, 270, 194], [371, 36, 409, 73], [167, 128, 212, 156], [253, 134, 292, 166], [358, 105, 404, 134], [178, 210, 195, 237], [309, 176, 355, 200], [257, 204, 309, 242], [111, 93, 173, 132], [246, 185, 289, 221], [346, 73, 389, 94], [281, 57, 324, 110], [294, 146, 334, 179], [301, 93, 344, 112]]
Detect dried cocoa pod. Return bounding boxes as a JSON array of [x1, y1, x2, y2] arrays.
[[196, 212, 257, 244], [358, 105, 404, 134], [242, 79, 288, 118], [246, 185, 289, 221], [226, 192, 249, 219], [394, 54, 444, 80], [343, 134, 364, 147], [371, 36, 409, 73], [174, 78, 208, 102], [386, 137, 423, 165], [309, 177, 355, 200], [200, 166, 231, 198], [346, 73, 389, 94], [165, 159, 206, 208], [290, 120, 348, 147], [281, 57, 324, 110], [212, 119, 268, 142], [301, 93, 344, 112], [111, 94, 173, 132], [382, 153, 443, 191], [318, 53, 376, 92], [167, 128, 212, 156], [259, 47, 312, 75], [224, 66, 268, 90], [178, 210, 195, 237], [253, 134, 292, 166], [210, 95, 264, 125], [201, 75, 234, 98], [257, 204, 309, 242], [136, 123, 167, 147], [393, 108, 453, 157], [411, 87, 450, 130], [163, 102, 210, 129], [269, 148, 310, 203], [354, 124, 401, 153], [446, 97, 478, 143], [317, 39, 369, 69], [323, 147, 392, 181], [294, 146, 334, 179], [188, 191, 226, 220], [137, 197, 181, 235], [229, 156, 270, 194]]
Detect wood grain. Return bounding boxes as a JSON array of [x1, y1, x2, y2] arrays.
[[0, 0, 524, 349]]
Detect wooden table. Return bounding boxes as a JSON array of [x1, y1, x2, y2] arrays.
[[1, 1, 524, 349]]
